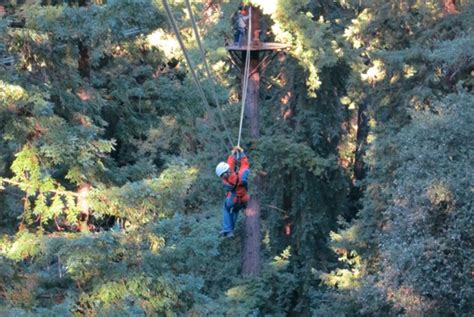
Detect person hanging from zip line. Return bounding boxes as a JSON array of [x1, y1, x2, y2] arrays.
[[215, 145, 250, 238], [233, 5, 249, 47]]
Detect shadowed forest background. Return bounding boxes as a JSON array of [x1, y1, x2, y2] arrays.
[[0, 0, 473, 316]]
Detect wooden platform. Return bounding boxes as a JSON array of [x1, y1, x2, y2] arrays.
[[225, 42, 289, 52]]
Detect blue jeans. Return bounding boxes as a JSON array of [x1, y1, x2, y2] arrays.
[[222, 196, 246, 234], [234, 27, 246, 46]]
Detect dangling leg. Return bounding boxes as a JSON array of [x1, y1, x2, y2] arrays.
[[230, 206, 239, 230], [230, 202, 246, 233], [221, 197, 235, 235]]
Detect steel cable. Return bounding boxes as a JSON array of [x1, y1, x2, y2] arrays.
[[162, 0, 229, 152], [237, 6, 252, 147], [184, 0, 234, 147]]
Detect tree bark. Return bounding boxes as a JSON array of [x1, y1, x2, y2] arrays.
[[78, 41, 90, 79], [348, 98, 369, 217], [282, 173, 293, 237], [77, 0, 90, 79], [241, 7, 262, 276], [443, 0, 457, 14], [242, 50, 261, 276], [354, 99, 369, 181], [77, 183, 91, 232]]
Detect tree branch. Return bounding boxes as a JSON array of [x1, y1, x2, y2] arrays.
[[0, 178, 80, 197]]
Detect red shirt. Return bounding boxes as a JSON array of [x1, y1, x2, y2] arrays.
[[221, 154, 250, 204]]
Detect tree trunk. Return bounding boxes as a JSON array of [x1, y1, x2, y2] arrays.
[[78, 41, 90, 79], [242, 50, 261, 276], [282, 173, 293, 237], [443, 0, 457, 14], [241, 7, 262, 276], [77, 0, 90, 79], [348, 98, 369, 217], [354, 99, 369, 182], [76, 0, 90, 232], [77, 183, 91, 232]]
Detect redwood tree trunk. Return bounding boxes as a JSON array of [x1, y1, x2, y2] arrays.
[[242, 51, 261, 276], [443, 0, 457, 14], [76, 0, 90, 233], [348, 98, 369, 217], [77, 0, 90, 79], [77, 183, 91, 232], [354, 99, 369, 181], [78, 41, 90, 79], [241, 7, 262, 276]]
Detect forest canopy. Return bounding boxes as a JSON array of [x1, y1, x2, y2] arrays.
[[0, 0, 472, 316]]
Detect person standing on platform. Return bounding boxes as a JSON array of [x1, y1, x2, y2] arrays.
[[233, 6, 249, 47]]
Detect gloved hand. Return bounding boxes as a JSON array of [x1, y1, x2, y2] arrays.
[[231, 146, 243, 154], [231, 146, 243, 160]]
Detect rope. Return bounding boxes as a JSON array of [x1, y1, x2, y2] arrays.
[[162, 0, 228, 152], [184, 0, 234, 147], [237, 6, 252, 147]]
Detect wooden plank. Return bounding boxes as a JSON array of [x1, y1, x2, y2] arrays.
[[225, 42, 288, 52]]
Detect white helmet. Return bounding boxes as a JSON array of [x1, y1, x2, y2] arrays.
[[215, 162, 230, 177]]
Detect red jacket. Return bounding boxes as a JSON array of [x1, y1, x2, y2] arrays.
[[221, 154, 250, 204]]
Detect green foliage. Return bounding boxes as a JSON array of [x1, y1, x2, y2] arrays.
[[0, 0, 209, 231], [5, 231, 44, 262], [370, 93, 474, 315], [0, 0, 472, 315], [0, 211, 221, 315], [323, 3, 474, 316], [258, 136, 335, 177], [90, 162, 198, 224], [269, 0, 349, 96]]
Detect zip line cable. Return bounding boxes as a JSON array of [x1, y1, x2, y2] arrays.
[[237, 6, 252, 148], [162, 0, 229, 152], [184, 0, 234, 147], [163, 0, 253, 150]]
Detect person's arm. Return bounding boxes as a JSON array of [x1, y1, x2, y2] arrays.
[[222, 177, 236, 192], [226, 154, 236, 171], [238, 152, 250, 189], [239, 153, 249, 170]]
